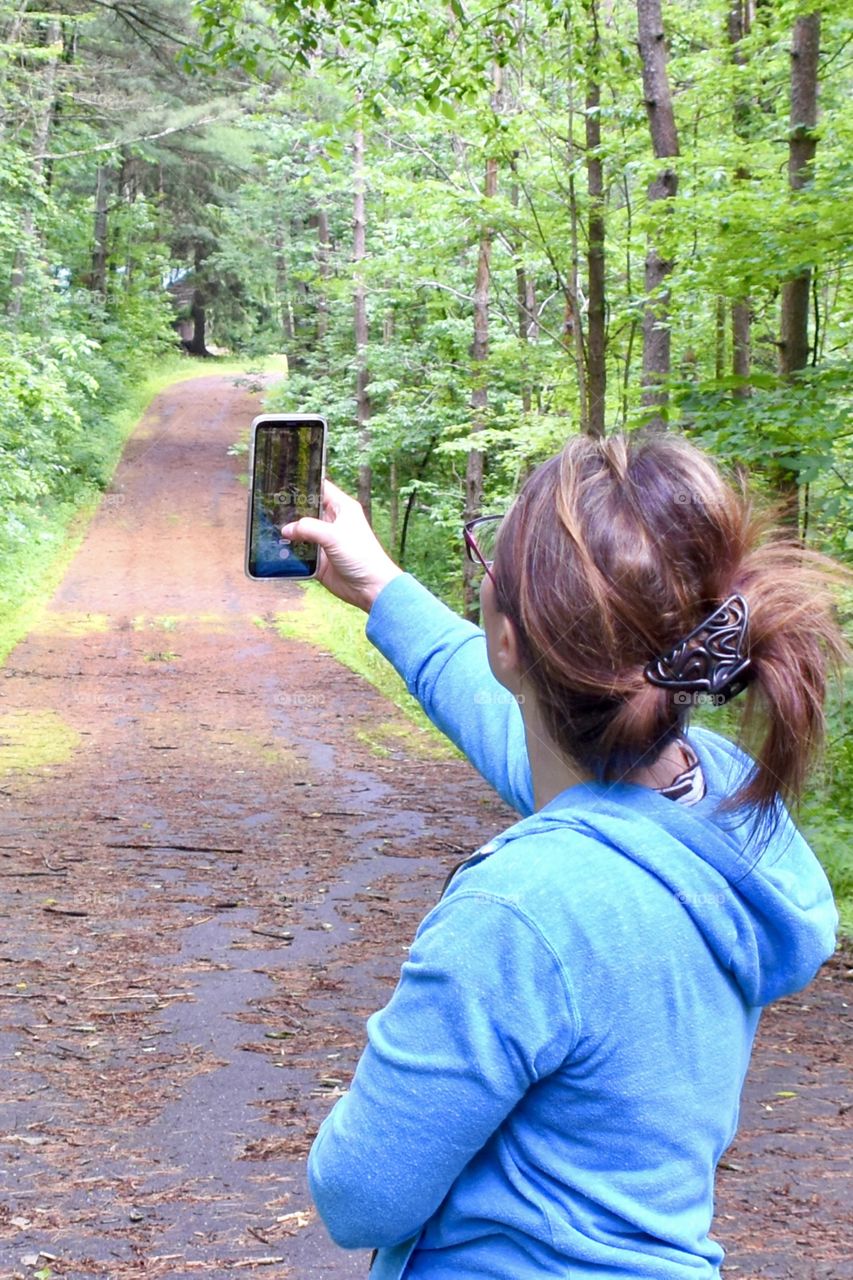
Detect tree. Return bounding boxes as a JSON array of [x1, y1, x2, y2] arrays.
[[636, 0, 679, 425], [7, 17, 62, 318], [584, 0, 606, 437], [353, 97, 372, 521], [727, 0, 752, 397], [779, 12, 820, 382]]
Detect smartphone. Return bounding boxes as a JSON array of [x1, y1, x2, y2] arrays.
[[245, 415, 327, 580]]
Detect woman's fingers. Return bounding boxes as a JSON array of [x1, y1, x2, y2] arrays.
[[320, 482, 341, 521], [280, 515, 335, 546], [321, 477, 350, 505], [280, 477, 402, 612], [321, 478, 359, 519]]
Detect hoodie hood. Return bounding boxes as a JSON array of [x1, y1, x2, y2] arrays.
[[470, 728, 837, 1008]]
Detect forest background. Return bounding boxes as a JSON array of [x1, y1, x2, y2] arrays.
[[1, 0, 851, 923]]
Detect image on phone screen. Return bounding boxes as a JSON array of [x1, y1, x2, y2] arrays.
[[247, 417, 326, 579]]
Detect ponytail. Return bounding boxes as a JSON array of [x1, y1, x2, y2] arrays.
[[728, 540, 848, 815]]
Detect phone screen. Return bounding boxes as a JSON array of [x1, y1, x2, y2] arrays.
[[246, 417, 326, 579]]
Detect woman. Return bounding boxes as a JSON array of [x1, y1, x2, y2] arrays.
[[281, 431, 844, 1279]]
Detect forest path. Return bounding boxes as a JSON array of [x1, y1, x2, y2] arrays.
[[0, 375, 849, 1279]]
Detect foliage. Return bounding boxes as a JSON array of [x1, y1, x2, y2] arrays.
[[0, 0, 258, 622], [182, 0, 852, 554]]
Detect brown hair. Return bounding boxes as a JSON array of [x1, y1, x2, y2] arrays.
[[492, 431, 849, 818]]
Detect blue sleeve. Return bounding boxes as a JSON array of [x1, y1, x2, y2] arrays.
[[307, 890, 578, 1250], [365, 573, 534, 816]]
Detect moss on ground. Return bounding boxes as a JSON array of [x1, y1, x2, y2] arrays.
[[357, 720, 453, 760], [0, 710, 81, 774], [32, 611, 112, 637]]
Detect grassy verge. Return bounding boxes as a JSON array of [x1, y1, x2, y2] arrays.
[[803, 816, 853, 940], [799, 733, 853, 940], [271, 582, 456, 758], [0, 352, 287, 666]]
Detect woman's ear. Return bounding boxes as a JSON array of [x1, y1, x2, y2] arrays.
[[489, 610, 524, 694], [481, 572, 523, 693]]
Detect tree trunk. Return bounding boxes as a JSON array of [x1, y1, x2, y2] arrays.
[[316, 206, 330, 343], [7, 18, 61, 317], [732, 300, 751, 390], [399, 435, 439, 568], [564, 65, 588, 432], [274, 221, 293, 343], [511, 157, 534, 414], [463, 150, 498, 623], [619, 171, 637, 426], [567, 168, 588, 429], [89, 165, 110, 296], [779, 13, 820, 378], [118, 147, 138, 289], [389, 455, 399, 553], [353, 107, 371, 523], [183, 242, 209, 356], [585, 0, 606, 438], [714, 296, 726, 380], [2, 0, 29, 47], [0, 1, 29, 108], [777, 11, 820, 530], [185, 290, 209, 356], [43, 20, 76, 194], [728, 0, 752, 397], [517, 271, 536, 414], [636, 0, 679, 425]]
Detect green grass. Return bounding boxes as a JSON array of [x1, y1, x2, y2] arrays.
[[799, 724, 853, 940], [270, 583, 456, 758], [0, 495, 104, 666], [804, 816, 853, 939], [0, 352, 287, 666]]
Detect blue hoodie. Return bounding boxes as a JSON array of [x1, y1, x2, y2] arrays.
[[307, 574, 837, 1279]]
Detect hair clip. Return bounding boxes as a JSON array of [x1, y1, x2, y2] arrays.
[[644, 594, 753, 704]]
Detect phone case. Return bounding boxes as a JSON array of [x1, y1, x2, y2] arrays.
[[245, 414, 328, 581]]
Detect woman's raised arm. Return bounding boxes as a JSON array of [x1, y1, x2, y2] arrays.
[[281, 481, 534, 816]]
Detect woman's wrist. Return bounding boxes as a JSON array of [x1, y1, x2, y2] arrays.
[[360, 564, 404, 612]]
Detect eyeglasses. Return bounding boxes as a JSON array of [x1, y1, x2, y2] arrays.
[[463, 514, 503, 584]]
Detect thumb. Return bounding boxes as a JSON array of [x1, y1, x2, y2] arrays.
[[280, 516, 335, 546]]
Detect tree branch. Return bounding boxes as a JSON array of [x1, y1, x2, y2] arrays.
[[37, 114, 226, 161], [86, 0, 193, 50]]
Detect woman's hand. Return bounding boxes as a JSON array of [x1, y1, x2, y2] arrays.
[[281, 479, 403, 613]]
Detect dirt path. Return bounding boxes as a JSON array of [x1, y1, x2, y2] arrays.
[[0, 375, 849, 1280]]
